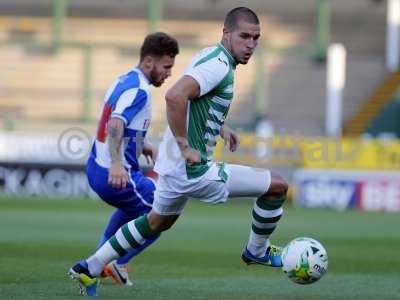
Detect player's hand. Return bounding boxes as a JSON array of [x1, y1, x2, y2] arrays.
[[181, 146, 201, 165], [142, 142, 158, 165], [108, 162, 129, 189], [222, 126, 239, 152]]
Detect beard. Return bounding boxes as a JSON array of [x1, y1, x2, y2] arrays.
[[235, 51, 252, 65], [149, 67, 163, 87], [239, 57, 250, 64]]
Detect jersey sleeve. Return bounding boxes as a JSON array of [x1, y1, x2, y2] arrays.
[[184, 54, 230, 97], [111, 88, 147, 125]]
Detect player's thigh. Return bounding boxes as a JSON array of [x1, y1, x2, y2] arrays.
[[92, 172, 155, 216], [226, 164, 271, 198], [152, 175, 189, 216], [129, 171, 156, 207], [112, 172, 156, 216], [190, 179, 229, 204]]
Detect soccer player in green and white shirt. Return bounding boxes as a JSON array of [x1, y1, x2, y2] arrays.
[[70, 7, 289, 296]]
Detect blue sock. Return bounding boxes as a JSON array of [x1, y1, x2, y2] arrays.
[[97, 209, 132, 248], [80, 260, 89, 269], [116, 233, 160, 264]]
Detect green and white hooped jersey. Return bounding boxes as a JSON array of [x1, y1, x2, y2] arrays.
[[155, 43, 236, 180]]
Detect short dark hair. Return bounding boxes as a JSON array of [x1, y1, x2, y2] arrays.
[[224, 7, 259, 30], [140, 32, 179, 61]]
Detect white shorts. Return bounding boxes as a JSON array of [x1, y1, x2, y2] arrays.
[[152, 163, 271, 215]]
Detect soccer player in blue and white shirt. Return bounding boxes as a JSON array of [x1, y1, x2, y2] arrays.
[[83, 32, 178, 288]]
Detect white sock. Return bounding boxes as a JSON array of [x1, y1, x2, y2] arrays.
[[247, 204, 283, 257], [247, 233, 271, 258], [87, 242, 118, 276]]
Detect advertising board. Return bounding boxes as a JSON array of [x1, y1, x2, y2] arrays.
[[294, 169, 400, 212]]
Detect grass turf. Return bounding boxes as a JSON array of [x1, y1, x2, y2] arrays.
[[0, 196, 399, 300]]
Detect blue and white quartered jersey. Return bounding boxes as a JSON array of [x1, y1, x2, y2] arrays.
[[90, 67, 151, 171]]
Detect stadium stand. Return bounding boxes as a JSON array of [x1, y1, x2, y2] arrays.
[[344, 71, 400, 136], [366, 96, 400, 138], [0, 0, 391, 137], [0, 15, 258, 133]]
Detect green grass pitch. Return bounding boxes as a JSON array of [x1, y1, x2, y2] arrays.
[[0, 196, 399, 299]]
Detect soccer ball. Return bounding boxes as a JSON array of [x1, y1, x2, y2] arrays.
[[281, 237, 328, 284]]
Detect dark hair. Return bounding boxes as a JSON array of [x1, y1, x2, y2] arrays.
[[140, 32, 179, 61], [224, 7, 259, 30]]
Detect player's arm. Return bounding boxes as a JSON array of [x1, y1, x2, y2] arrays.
[[220, 124, 239, 152], [166, 53, 229, 163], [165, 75, 201, 164], [107, 117, 129, 189], [107, 87, 147, 186], [142, 141, 157, 165]]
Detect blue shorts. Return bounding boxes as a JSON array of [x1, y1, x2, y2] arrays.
[[86, 157, 155, 216]]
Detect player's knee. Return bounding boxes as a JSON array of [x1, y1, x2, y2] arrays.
[[147, 212, 177, 233], [147, 218, 168, 233], [159, 221, 175, 231], [265, 172, 288, 197]]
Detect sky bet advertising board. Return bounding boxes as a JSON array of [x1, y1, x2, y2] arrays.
[[294, 169, 400, 212]]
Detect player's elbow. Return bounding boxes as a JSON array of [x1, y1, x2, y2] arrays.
[[165, 88, 180, 105], [107, 117, 125, 134]]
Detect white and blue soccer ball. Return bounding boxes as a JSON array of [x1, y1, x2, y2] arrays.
[[281, 237, 328, 285]]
